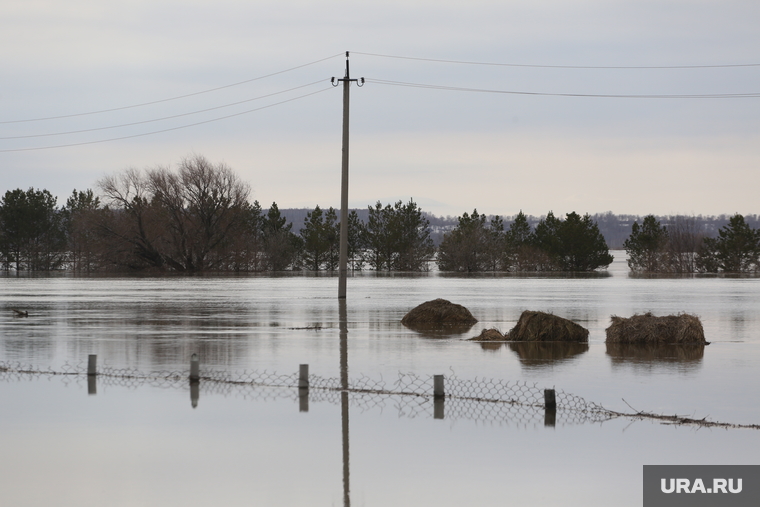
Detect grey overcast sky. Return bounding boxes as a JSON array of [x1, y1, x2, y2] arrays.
[[1, 0, 759, 218]]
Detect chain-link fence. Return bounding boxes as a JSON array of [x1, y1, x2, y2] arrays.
[[2, 360, 758, 430]]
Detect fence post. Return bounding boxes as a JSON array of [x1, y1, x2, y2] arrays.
[[299, 364, 309, 389], [544, 388, 556, 427], [544, 388, 556, 409], [433, 375, 445, 419], [87, 354, 97, 376], [190, 353, 200, 381], [433, 374, 445, 399], [298, 364, 309, 412]]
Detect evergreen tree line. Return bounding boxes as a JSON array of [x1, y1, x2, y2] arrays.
[[437, 210, 613, 272], [624, 214, 760, 273], [272, 209, 760, 249], [1, 156, 757, 274]]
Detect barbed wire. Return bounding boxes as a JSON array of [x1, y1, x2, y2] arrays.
[[1, 361, 757, 429]]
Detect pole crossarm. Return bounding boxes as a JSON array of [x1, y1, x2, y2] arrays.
[[331, 51, 365, 87]]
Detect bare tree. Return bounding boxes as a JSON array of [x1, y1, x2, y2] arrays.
[[98, 168, 166, 269], [97, 156, 252, 271], [665, 215, 704, 273]]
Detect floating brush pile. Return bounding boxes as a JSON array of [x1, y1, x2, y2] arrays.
[[506, 311, 589, 342], [468, 328, 506, 341], [401, 299, 477, 328], [605, 312, 707, 344], [468, 311, 588, 342]]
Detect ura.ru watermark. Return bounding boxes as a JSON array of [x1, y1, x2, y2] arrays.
[[644, 465, 759, 507], [660, 477, 742, 494]]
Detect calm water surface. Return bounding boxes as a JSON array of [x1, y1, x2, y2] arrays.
[[2, 252, 759, 506]]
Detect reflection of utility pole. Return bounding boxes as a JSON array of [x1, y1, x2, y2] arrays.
[[339, 299, 350, 507], [332, 52, 364, 299]]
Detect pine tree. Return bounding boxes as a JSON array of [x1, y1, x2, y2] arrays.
[[346, 210, 365, 270], [555, 212, 613, 271], [262, 202, 300, 270], [624, 215, 670, 272], [300, 206, 340, 271], [437, 209, 490, 272], [0, 188, 66, 271], [504, 210, 542, 271], [697, 214, 760, 272], [62, 189, 102, 273], [533, 211, 612, 271], [364, 199, 434, 271]]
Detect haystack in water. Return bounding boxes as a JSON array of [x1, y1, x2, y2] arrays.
[[401, 299, 477, 327], [605, 312, 707, 344], [467, 328, 506, 341], [506, 311, 589, 342]]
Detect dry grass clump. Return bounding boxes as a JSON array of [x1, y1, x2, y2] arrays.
[[506, 311, 589, 342], [467, 328, 506, 341], [401, 299, 477, 326], [605, 312, 707, 344]]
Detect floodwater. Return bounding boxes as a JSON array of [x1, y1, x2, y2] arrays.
[[1, 252, 759, 506]]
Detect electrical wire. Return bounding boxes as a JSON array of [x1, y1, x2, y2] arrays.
[[0, 81, 326, 140], [365, 78, 760, 99], [0, 53, 343, 125], [354, 51, 760, 69], [0, 87, 333, 153]]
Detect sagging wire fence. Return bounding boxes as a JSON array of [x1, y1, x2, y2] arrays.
[[1, 357, 758, 430]]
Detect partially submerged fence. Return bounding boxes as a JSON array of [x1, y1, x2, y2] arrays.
[[2, 356, 758, 430]]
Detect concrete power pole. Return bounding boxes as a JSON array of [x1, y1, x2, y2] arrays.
[[332, 51, 363, 299]]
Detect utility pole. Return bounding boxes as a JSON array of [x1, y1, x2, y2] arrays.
[[332, 51, 363, 299]]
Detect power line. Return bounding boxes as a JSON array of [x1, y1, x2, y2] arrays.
[[0, 87, 333, 153], [0, 81, 326, 140], [366, 78, 760, 99], [354, 51, 760, 69], [0, 53, 343, 125]]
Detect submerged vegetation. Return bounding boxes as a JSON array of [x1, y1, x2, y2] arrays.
[[1, 155, 757, 274], [437, 210, 613, 272], [624, 214, 760, 274], [0, 156, 432, 273], [505, 311, 589, 342], [605, 313, 707, 344], [468, 328, 507, 341], [401, 299, 478, 327]]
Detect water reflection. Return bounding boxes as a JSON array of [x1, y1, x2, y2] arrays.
[[437, 271, 613, 279], [605, 343, 705, 369], [339, 299, 350, 507], [190, 380, 199, 408], [434, 397, 445, 419], [401, 323, 476, 339], [478, 341, 505, 352], [507, 342, 590, 367]]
